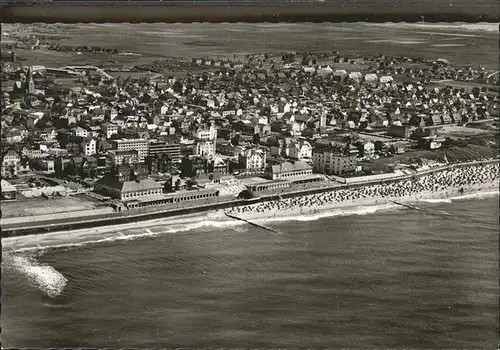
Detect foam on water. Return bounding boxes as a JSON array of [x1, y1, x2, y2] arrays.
[[7, 218, 247, 254], [420, 198, 453, 204], [364, 22, 498, 33], [449, 190, 500, 201], [3, 253, 68, 298], [431, 44, 466, 47], [4, 184, 498, 254], [257, 203, 401, 224]]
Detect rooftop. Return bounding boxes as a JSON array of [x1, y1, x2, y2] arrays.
[[240, 176, 273, 185], [1, 179, 17, 193], [269, 161, 313, 174]]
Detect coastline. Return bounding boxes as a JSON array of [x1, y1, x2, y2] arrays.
[[232, 181, 499, 223], [2, 161, 498, 253], [2, 182, 497, 254]]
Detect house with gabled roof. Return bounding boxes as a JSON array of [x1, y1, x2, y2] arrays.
[[289, 138, 313, 160], [441, 113, 452, 124], [427, 113, 442, 126]]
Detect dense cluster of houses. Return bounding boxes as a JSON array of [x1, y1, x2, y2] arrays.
[[1, 49, 499, 204]]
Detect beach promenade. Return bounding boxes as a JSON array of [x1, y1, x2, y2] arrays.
[[2, 159, 498, 237], [228, 161, 499, 220]]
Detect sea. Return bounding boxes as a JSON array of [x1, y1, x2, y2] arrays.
[[1, 194, 499, 348]]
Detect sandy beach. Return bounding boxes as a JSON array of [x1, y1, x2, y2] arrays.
[[228, 163, 499, 222], [3, 163, 498, 253]]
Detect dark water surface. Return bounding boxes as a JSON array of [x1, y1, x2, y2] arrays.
[[2, 197, 498, 348]]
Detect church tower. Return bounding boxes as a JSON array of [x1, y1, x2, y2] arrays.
[[26, 66, 36, 95]]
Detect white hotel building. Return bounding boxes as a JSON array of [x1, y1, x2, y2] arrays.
[[193, 123, 217, 157], [113, 138, 149, 162]]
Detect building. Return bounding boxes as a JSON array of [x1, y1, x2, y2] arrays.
[[66, 140, 81, 155], [205, 156, 229, 175], [22, 148, 43, 159], [264, 161, 313, 180], [192, 123, 217, 157], [312, 143, 359, 175], [82, 138, 97, 156], [355, 141, 375, 160], [418, 136, 445, 150], [1, 149, 21, 178], [112, 138, 149, 162], [55, 156, 99, 178], [106, 150, 139, 169], [238, 148, 267, 172], [93, 164, 163, 201], [387, 125, 411, 139], [31, 157, 56, 174], [102, 122, 119, 139], [122, 187, 220, 209], [289, 139, 313, 160], [145, 153, 175, 174], [0, 179, 17, 200], [71, 126, 88, 138], [148, 138, 181, 164], [26, 66, 36, 95], [26, 112, 44, 129]]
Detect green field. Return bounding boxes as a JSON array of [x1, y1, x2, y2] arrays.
[[3, 23, 498, 70]]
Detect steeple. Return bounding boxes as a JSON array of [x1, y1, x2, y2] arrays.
[[26, 66, 35, 95]]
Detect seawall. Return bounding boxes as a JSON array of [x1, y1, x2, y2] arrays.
[[2, 159, 498, 237]]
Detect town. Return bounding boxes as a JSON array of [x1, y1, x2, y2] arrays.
[[1, 33, 499, 222]]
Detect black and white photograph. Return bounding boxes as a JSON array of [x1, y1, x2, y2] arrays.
[[1, 3, 499, 348]]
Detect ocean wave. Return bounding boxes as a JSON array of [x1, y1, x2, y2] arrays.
[[2, 253, 68, 298], [165, 219, 246, 233], [7, 218, 247, 254], [362, 22, 499, 33], [257, 203, 402, 224], [449, 190, 500, 201], [420, 198, 453, 204], [5, 204, 400, 253], [4, 186, 498, 254]]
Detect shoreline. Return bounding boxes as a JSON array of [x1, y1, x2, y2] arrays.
[[231, 181, 499, 223], [2, 161, 498, 253], [2, 182, 498, 254], [1, 160, 498, 237]]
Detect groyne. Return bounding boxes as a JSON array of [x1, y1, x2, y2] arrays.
[[2, 159, 498, 237]]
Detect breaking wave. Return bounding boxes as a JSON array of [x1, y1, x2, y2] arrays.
[[420, 198, 453, 204], [363, 22, 498, 33], [4, 187, 498, 255], [3, 253, 68, 298], [449, 190, 500, 201], [258, 203, 401, 223], [6, 219, 248, 254]]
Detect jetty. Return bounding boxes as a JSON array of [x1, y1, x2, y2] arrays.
[[224, 212, 282, 234], [390, 200, 425, 212]]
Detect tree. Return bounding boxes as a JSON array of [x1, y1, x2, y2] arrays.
[[174, 178, 181, 191], [56, 132, 70, 149], [159, 153, 173, 174], [253, 133, 261, 145], [231, 134, 240, 147], [374, 140, 385, 151]]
